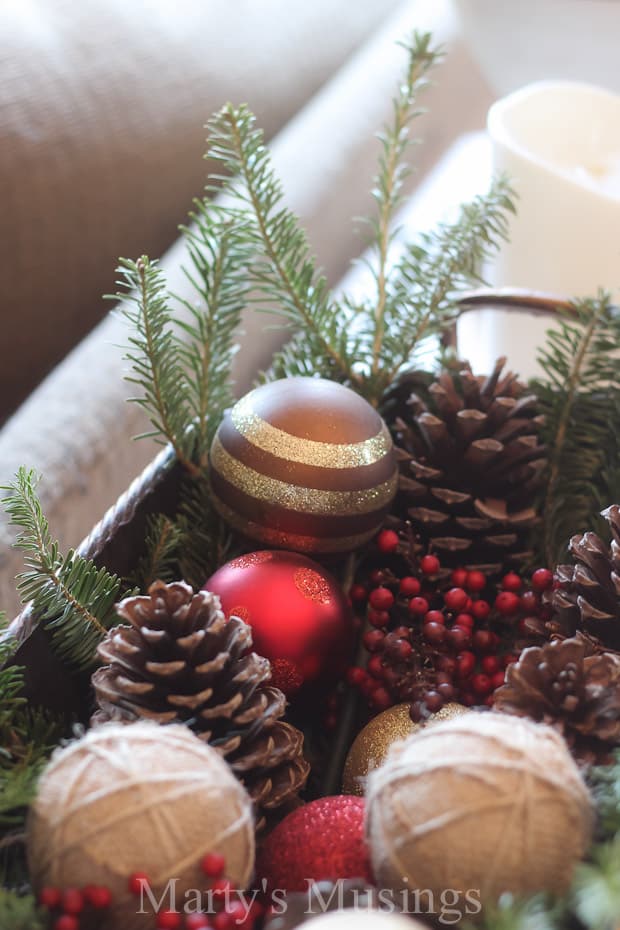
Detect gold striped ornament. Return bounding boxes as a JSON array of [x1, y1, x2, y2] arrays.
[[209, 377, 398, 554]]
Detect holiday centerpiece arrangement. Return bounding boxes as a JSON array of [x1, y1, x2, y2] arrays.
[[1, 32, 620, 930]]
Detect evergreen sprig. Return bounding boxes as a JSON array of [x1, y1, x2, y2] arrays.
[[531, 293, 620, 564], [115, 256, 198, 475], [177, 203, 254, 464], [0, 891, 43, 930], [1, 468, 127, 670], [132, 514, 184, 590]]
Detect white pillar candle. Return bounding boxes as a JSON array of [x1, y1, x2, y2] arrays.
[[457, 81, 620, 379]]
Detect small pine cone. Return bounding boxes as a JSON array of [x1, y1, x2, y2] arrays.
[[493, 636, 620, 764], [92, 580, 310, 827], [552, 504, 620, 654], [381, 357, 546, 576]]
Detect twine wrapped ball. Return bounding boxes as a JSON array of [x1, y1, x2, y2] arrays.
[[366, 713, 594, 910], [302, 912, 428, 930], [209, 377, 398, 555], [27, 722, 254, 930]]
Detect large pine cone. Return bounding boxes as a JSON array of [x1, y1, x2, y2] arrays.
[[92, 580, 310, 827], [381, 357, 546, 575], [493, 636, 620, 765], [552, 505, 620, 654]]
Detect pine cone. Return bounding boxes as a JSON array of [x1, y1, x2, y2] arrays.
[[552, 505, 620, 654], [381, 357, 546, 576], [92, 580, 310, 827], [493, 636, 620, 764]]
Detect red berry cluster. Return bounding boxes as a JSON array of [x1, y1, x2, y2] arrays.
[[349, 533, 554, 720], [39, 884, 112, 930], [126, 855, 264, 930]]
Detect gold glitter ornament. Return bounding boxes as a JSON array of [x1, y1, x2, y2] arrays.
[[28, 722, 255, 930], [342, 703, 467, 796], [209, 377, 398, 554]]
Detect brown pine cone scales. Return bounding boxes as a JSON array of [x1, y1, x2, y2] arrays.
[[92, 580, 310, 826], [493, 636, 620, 764], [381, 357, 546, 576], [552, 504, 620, 653]]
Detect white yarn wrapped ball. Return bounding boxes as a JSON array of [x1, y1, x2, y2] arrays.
[[28, 722, 255, 929], [302, 912, 427, 930], [366, 713, 594, 909]]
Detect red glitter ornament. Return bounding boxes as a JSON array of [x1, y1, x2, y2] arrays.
[[256, 796, 372, 894], [205, 551, 353, 694]]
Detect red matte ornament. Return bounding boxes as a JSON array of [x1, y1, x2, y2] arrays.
[[205, 551, 353, 695], [255, 796, 372, 893]]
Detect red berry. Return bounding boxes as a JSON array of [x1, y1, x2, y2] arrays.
[[157, 912, 182, 930], [53, 918, 79, 930], [519, 590, 539, 613], [128, 872, 151, 896], [449, 626, 472, 649], [369, 586, 394, 611], [367, 655, 385, 679], [61, 889, 84, 916], [212, 879, 233, 900], [399, 576, 421, 597], [495, 591, 521, 616], [472, 629, 495, 653], [39, 887, 62, 910], [185, 916, 211, 930], [83, 885, 113, 909], [363, 630, 385, 652], [455, 612, 474, 629], [466, 570, 487, 592], [371, 687, 392, 711], [451, 568, 468, 587], [532, 568, 554, 592], [436, 655, 457, 675], [201, 852, 226, 879], [457, 651, 476, 678], [481, 655, 501, 675], [368, 608, 390, 628], [409, 596, 429, 615], [444, 587, 468, 611], [421, 554, 441, 575], [424, 690, 444, 712], [392, 625, 411, 640], [394, 639, 413, 659], [349, 584, 367, 603], [502, 572, 523, 592], [227, 901, 249, 926], [214, 912, 233, 930], [377, 529, 400, 553], [437, 681, 456, 700], [492, 670, 507, 689], [460, 691, 477, 707], [471, 673, 493, 697], [423, 622, 447, 645], [370, 569, 386, 585], [347, 666, 366, 687], [424, 609, 445, 625], [472, 599, 491, 621]]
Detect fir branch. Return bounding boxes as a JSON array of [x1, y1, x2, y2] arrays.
[[177, 203, 253, 464], [588, 751, 620, 840], [133, 514, 183, 589], [205, 103, 363, 389], [370, 31, 439, 378], [470, 894, 558, 930], [375, 176, 515, 393], [176, 472, 232, 590], [1, 468, 126, 670], [0, 890, 44, 930], [115, 256, 199, 476], [532, 293, 620, 564], [572, 836, 620, 930]]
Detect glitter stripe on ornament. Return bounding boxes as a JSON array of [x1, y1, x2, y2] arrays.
[[231, 392, 393, 468], [210, 492, 379, 553], [218, 417, 396, 492], [210, 437, 398, 516]]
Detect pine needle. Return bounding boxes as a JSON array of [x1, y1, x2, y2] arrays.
[[1, 468, 127, 671], [132, 514, 184, 590], [0, 890, 44, 930]]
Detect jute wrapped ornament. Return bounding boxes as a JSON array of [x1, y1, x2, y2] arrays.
[[27, 722, 255, 930], [366, 713, 594, 910]]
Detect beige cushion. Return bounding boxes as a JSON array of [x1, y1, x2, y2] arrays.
[[0, 0, 399, 419]]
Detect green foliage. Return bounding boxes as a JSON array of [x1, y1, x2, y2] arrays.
[[0, 891, 44, 930], [178, 204, 254, 464], [531, 294, 620, 564], [471, 894, 559, 930], [572, 836, 620, 930], [176, 472, 232, 590], [132, 514, 184, 590], [589, 751, 620, 840], [1, 468, 127, 670]]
